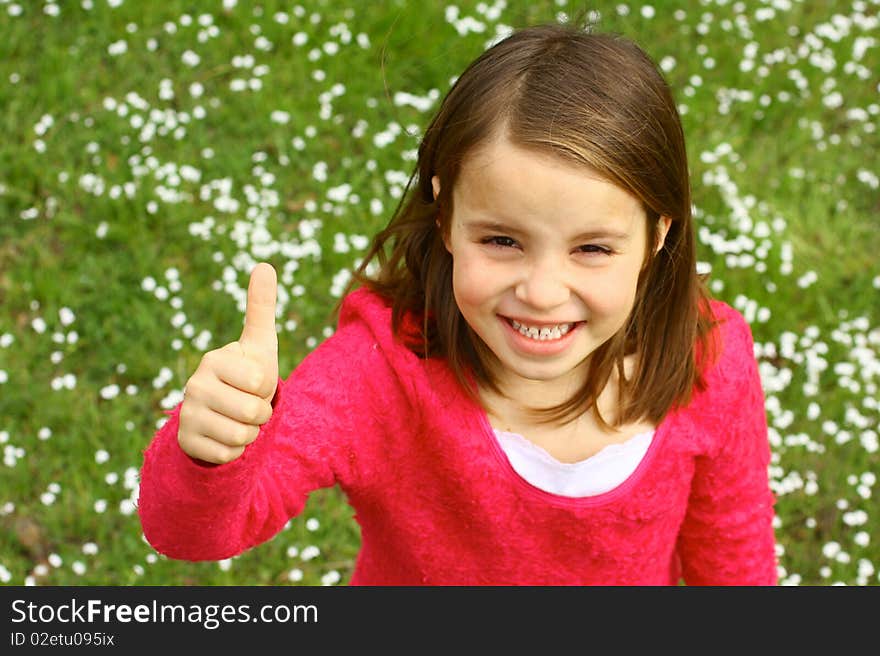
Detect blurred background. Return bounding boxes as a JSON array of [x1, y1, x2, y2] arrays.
[[0, 0, 877, 585]]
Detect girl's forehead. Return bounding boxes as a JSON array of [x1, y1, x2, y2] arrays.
[[456, 138, 629, 205], [459, 134, 609, 187]]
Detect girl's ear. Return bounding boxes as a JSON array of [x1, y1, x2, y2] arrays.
[[656, 216, 672, 252], [431, 175, 441, 201]]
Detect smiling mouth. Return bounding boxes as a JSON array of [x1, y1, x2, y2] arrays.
[[505, 317, 580, 341]]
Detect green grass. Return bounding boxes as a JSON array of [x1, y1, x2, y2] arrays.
[[0, 0, 877, 586]]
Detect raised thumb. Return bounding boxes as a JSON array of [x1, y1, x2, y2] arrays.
[[239, 262, 278, 357]]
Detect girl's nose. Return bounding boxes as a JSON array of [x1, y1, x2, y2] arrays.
[[514, 258, 570, 310]]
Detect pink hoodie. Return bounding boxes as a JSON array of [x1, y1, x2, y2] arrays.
[[138, 288, 777, 585]]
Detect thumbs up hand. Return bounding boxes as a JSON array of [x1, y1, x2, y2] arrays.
[[178, 263, 280, 464]]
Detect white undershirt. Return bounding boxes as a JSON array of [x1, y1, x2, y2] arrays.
[[494, 428, 654, 497]]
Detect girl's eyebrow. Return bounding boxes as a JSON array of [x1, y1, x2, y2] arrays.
[[462, 219, 631, 242]]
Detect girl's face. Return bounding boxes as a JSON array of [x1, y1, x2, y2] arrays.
[[436, 136, 670, 400]]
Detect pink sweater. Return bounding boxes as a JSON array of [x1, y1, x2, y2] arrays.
[[138, 288, 778, 585]]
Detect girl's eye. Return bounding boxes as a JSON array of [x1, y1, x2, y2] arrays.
[[576, 244, 612, 256], [481, 236, 518, 249]]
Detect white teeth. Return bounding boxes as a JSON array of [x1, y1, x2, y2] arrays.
[[510, 319, 574, 341]]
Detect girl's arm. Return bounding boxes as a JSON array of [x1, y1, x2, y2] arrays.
[[138, 301, 387, 562], [137, 391, 304, 561], [676, 306, 778, 585]]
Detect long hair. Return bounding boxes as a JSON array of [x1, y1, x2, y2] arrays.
[[350, 24, 718, 429]]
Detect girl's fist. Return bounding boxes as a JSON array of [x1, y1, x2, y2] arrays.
[[177, 263, 279, 464]]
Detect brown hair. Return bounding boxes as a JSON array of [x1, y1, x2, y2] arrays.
[[350, 24, 718, 429]]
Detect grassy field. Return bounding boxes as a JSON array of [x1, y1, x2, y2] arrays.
[[0, 0, 877, 586]]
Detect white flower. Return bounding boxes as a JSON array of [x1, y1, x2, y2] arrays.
[[300, 545, 320, 561], [321, 570, 341, 585], [107, 40, 128, 56], [182, 50, 200, 67], [270, 110, 290, 124], [100, 384, 120, 400], [822, 541, 841, 558]]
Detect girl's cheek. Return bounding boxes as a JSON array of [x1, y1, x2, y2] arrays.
[[457, 251, 509, 285], [577, 268, 640, 313], [451, 258, 490, 303]]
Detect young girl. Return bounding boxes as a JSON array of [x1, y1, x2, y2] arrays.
[[138, 25, 778, 585]]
